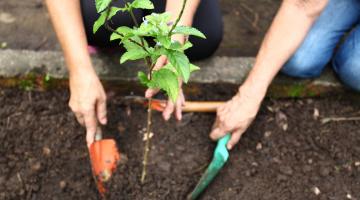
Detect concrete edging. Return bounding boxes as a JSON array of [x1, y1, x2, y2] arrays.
[[0, 49, 344, 97]]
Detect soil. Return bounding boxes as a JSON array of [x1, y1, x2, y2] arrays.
[[1, 88, 360, 200], [0, 0, 280, 56]]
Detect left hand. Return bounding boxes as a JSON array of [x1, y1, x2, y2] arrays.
[[145, 35, 186, 121]]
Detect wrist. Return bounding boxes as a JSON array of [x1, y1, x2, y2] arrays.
[[69, 65, 97, 80], [238, 81, 267, 103]]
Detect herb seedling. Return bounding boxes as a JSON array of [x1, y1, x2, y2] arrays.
[[94, 0, 206, 183]]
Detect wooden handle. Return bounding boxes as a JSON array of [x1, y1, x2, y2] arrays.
[[182, 101, 224, 112], [150, 100, 225, 113]]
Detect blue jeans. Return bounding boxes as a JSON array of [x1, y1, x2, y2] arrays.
[[282, 0, 360, 91]]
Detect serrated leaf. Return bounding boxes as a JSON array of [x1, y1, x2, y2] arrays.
[[157, 36, 171, 48], [130, 0, 154, 9], [148, 68, 179, 102], [166, 50, 190, 83], [110, 26, 134, 41], [190, 64, 200, 72], [138, 71, 150, 85], [172, 26, 206, 39], [120, 49, 148, 63], [169, 41, 182, 50], [181, 41, 193, 51], [93, 7, 121, 34], [95, 0, 112, 13]]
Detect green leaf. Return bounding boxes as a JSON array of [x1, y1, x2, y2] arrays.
[[190, 64, 200, 72], [110, 26, 134, 41], [172, 26, 206, 39], [95, 0, 112, 13], [93, 7, 121, 34], [138, 71, 150, 85], [130, 0, 154, 9], [169, 41, 182, 50], [156, 36, 171, 48], [181, 41, 193, 51], [120, 49, 148, 64], [148, 68, 179, 102], [166, 50, 190, 83]]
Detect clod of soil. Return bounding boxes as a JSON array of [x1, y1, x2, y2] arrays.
[[1, 88, 360, 199]]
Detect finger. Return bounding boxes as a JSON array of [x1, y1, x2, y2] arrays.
[[163, 100, 175, 121], [145, 88, 160, 98], [174, 92, 185, 121], [153, 56, 167, 70], [75, 113, 85, 126], [227, 128, 245, 150], [83, 109, 97, 148], [175, 97, 183, 121], [209, 126, 228, 141], [96, 98, 107, 125]]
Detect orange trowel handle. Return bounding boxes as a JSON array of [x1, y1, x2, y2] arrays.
[[151, 100, 225, 113]]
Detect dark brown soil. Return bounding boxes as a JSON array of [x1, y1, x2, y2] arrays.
[[1, 88, 360, 199]]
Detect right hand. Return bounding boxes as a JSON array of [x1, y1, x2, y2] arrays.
[[209, 85, 265, 150], [68, 70, 107, 147]]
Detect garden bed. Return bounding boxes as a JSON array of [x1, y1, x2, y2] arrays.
[[1, 88, 360, 200]]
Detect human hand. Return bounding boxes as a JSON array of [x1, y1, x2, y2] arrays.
[[210, 86, 265, 150], [68, 70, 107, 147], [145, 55, 186, 121], [145, 35, 186, 121]]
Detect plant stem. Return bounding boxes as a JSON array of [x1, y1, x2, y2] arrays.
[[168, 0, 188, 36], [141, 97, 152, 183], [120, 0, 154, 183]]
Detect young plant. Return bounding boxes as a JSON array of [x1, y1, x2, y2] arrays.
[[93, 0, 206, 183]]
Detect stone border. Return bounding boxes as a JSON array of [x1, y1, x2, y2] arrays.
[[0, 49, 344, 97]]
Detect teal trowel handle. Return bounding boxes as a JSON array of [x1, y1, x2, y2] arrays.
[[188, 134, 231, 200]]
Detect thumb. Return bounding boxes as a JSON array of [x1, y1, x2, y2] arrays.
[[145, 88, 160, 98], [154, 55, 168, 70], [227, 128, 244, 150]]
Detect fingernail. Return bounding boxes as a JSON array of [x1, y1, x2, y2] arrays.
[[102, 118, 107, 124], [227, 144, 233, 150], [164, 114, 170, 121]]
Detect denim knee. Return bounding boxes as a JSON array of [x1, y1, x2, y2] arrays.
[[333, 55, 360, 92], [282, 52, 327, 78]]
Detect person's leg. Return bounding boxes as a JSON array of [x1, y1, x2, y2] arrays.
[[151, 0, 223, 61], [333, 24, 360, 91], [282, 0, 360, 78], [80, 0, 144, 47]]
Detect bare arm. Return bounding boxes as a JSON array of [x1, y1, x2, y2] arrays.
[[243, 0, 329, 96], [45, 0, 107, 147], [210, 0, 329, 149], [45, 0, 93, 75]]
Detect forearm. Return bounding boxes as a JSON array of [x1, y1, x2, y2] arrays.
[[166, 0, 201, 26], [242, 0, 328, 96], [45, 0, 93, 76]]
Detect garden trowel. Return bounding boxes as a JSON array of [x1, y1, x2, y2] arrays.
[[187, 134, 231, 200], [89, 126, 120, 197]]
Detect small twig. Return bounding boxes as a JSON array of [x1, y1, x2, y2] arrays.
[[187, 163, 208, 175], [6, 117, 10, 129], [239, 3, 260, 32], [321, 117, 360, 124]]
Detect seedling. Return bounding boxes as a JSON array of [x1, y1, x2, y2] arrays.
[[93, 0, 206, 183]]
